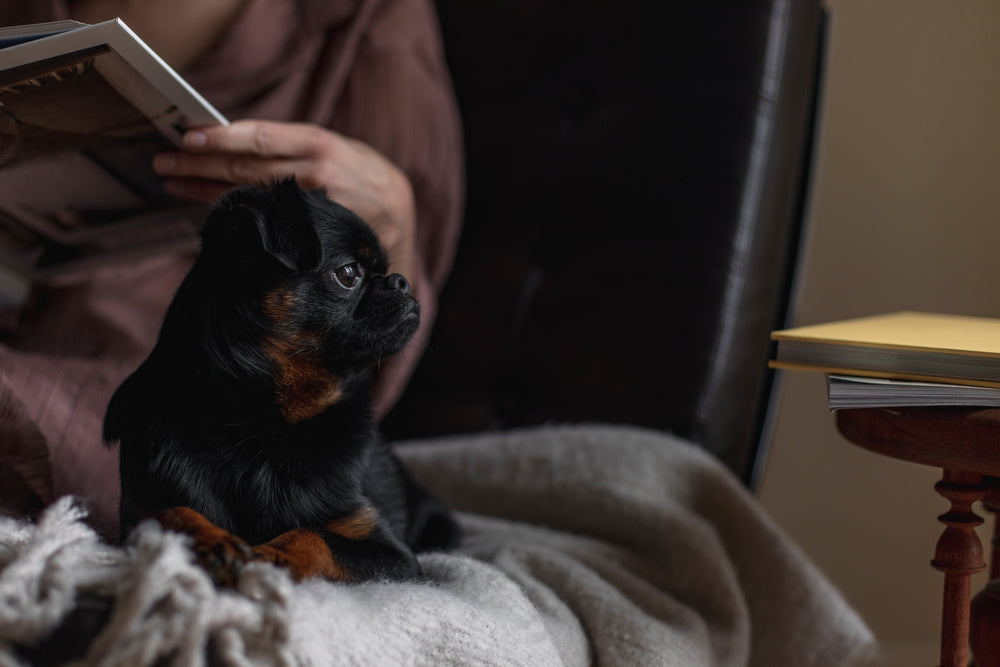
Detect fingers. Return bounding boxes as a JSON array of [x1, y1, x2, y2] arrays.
[[184, 120, 332, 159], [152, 120, 340, 201], [154, 150, 304, 188]]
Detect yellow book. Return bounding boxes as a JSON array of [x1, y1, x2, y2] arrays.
[[770, 311, 1000, 388]]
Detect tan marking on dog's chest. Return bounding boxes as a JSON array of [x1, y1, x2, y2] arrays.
[[263, 289, 343, 424]]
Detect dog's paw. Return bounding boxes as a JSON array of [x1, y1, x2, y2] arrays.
[[249, 544, 305, 580], [190, 529, 253, 587], [250, 536, 350, 582], [155, 507, 253, 587]]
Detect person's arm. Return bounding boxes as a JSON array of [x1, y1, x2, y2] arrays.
[[152, 120, 419, 294]]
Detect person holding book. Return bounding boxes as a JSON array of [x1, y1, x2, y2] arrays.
[[0, 0, 464, 538]]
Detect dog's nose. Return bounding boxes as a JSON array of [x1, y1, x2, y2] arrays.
[[388, 273, 410, 294]]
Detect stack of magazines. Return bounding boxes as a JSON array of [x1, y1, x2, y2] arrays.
[[770, 311, 1000, 410], [825, 375, 1000, 410]]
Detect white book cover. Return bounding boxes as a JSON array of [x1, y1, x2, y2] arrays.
[[0, 19, 228, 305]]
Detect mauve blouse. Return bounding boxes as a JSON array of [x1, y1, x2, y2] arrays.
[[0, 0, 464, 537]]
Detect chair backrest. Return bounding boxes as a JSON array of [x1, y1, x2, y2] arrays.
[[383, 0, 827, 487]]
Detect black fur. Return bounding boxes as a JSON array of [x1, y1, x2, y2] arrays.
[[103, 179, 458, 582]]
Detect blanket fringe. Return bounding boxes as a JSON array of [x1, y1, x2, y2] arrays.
[[0, 498, 295, 667]]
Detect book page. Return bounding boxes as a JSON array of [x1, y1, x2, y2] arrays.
[[0, 47, 165, 166], [0, 20, 85, 48]]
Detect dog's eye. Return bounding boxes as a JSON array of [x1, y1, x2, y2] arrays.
[[333, 263, 363, 289]]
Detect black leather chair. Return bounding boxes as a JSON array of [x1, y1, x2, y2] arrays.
[[10, 4, 830, 661], [384, 0, 827, 487]]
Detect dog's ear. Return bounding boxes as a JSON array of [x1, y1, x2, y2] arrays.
[[205, 185, 321, 272], [253, 208, 322, 272]]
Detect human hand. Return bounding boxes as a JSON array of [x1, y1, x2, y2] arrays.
[[153, 120, 418, 286]]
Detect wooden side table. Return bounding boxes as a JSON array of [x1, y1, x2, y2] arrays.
[[836, 407, 1000, 667]]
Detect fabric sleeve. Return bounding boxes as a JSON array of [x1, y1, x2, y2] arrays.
[[323, 0, 465, 417]]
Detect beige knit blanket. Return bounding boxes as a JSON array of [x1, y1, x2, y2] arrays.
[[0, 425, 877, 666]]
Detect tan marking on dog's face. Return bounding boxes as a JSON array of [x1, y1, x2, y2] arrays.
[[263, 288, 296, 322], [354, 240, 378, 262], [262, 288, 343, 424]]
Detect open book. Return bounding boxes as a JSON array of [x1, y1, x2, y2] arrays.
[[0, 19, 228, 306]]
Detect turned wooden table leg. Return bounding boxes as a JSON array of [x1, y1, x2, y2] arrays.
[[972, 580, 1000, 666], [983, 478, 1000, 580], [932, 470, 987, 667], [971, 478, 1000, 666]]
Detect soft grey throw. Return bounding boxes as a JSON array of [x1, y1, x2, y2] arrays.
[[0, 425, 877, 666]]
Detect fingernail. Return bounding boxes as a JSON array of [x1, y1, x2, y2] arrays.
[[153, 154, 176, 174], [184, 131, 208, 149]]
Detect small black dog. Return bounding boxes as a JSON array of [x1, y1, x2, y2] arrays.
[[103, 179, 458, 584]]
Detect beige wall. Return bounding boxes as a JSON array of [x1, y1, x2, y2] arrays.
[[757, 0, 1000, 661]]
